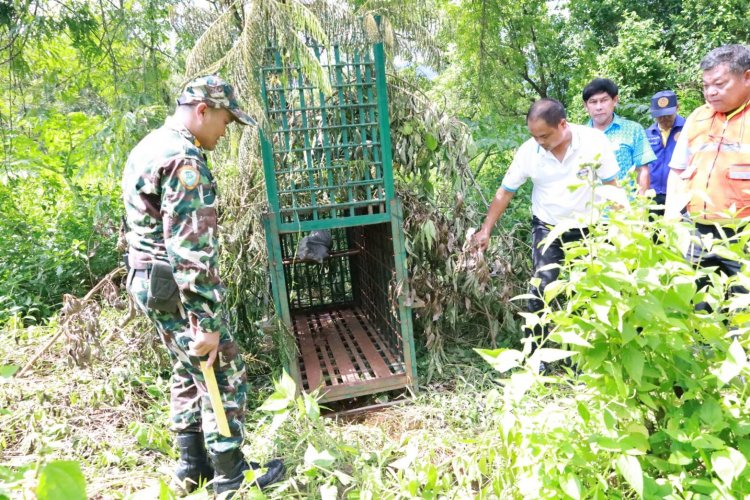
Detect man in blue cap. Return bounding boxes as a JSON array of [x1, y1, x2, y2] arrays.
[[645, 90, 684, 216]]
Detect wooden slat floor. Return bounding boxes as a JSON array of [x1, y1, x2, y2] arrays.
[[293, 306, 407, 401]]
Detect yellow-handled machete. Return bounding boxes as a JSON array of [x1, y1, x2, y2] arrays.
[[200, 361, 231, 437]]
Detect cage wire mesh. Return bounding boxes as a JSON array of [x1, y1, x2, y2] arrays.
[[261, 31, 415, 402]]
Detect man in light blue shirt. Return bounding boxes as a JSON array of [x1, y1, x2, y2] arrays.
[[583, 78, 656, 195]]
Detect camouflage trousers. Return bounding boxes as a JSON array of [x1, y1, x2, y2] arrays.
[[126, 269, 248, 454]]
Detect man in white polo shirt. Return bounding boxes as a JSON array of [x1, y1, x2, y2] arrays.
[[474, 98, 620, 342]]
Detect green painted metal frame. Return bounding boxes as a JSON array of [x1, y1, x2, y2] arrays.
[[259, 36, 416, 402]]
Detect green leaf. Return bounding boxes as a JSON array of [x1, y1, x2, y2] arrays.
[[158, 479, 175, 500], [0, 365, 19, 378], [692, 434, 725, 450], [304, 444, 335, 468], [258, 392, 291, 412], [303, 393, 320, 421], [711, 448, 746, 486], [507, 371, 537, 403], [37, 461, 87, 500], [475, 348, 523, 373], [421, 220, 437, 250], [424, 133, 438, 151], [615, 455, 643, 498], [279, 370, 297, 397], [320, 484, 338, 500], [389, 442, 419, 470], [561, 474, 581, 499], [333, 469, 353, 486], [577, 401, 590, 424], [259, 371, 297, 412], [535, 348, 572, 363], [622, 345, 644, 384], [552, 330, 592, 348], [699, 398, 723, 426], [543, 279, 566, 303], [713, 339, 747, 385], [667, 450, 694, 466]]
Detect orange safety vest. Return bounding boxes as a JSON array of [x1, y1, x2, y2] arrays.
[[681, 101, 750, 221]]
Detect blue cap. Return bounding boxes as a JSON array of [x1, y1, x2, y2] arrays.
[[650, 90, 678, 118]]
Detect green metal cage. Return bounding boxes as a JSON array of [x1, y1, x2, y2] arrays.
[[260, 37, 416, 402], [259, 39, 394, 232]]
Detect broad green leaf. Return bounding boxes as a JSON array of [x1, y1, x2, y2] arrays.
[[543, 279, 566, 303], [561, 474, 581, 499], [259, 371, 297, 412], [699, 398, 723, 426], [37, 461, 86, 500], [475, 348, 524, 373], [258, 392, 292, 412], [618, 433, 649, 453], [713, 339, 746, 385], [692, 434, 725, 450], [535, 348, 572, 363], [158, 479, 175, 500], [320, 484, 338, 500], [711, 448, 746, 486], [389, 442, 418, 470], [507, 371, 536, 403], [577, 401, 590, 424], [333, 469, 353, 486], [620, 324, 637, 344], [553, 330, 592, 348], [279, 370, 297, 397], [518, 312, 542, 331], [540, 219, 578, 254], [622, 345, 644, 384], [303, 393, 320, 421], [424, 133, 438, 151], [304, 444, 335, 468], [0, 365, 19, 378], [615, 455, 643, 498], [667, 450, 693, 466], [591, 302, 612, 326], [638, 392, 657, 410]]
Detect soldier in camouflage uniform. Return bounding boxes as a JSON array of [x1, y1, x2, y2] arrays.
[[122, 75, 283, 496]]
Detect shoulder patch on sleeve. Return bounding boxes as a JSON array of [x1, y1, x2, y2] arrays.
[[177, 165, 200, 190]]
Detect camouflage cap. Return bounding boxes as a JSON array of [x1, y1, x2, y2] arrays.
[[177, 75, 256, 126]]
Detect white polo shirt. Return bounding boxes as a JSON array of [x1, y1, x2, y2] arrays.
[[501, 124, 619, 227]]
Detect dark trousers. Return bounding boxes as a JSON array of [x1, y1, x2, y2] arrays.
[[649, 193, 667, 219], [527, 216, 588, 316], [689, 223, 748, 312]]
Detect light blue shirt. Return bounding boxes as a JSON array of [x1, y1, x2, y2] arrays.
[[588, 114, 656, 180]]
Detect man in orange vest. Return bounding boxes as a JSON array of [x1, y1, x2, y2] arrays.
[[666, 44, 750, 307]]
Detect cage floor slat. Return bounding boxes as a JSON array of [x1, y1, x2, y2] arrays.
[[293, 306, 407, 401]]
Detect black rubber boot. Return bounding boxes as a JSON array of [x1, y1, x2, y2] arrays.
[[209, 448, 285, 497], [174, 432, 214, 494]]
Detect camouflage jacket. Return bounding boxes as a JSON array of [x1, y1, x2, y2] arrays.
[[122, 116, 225, 333]]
